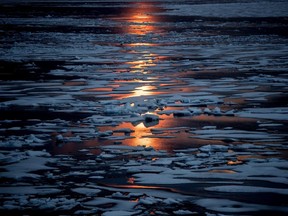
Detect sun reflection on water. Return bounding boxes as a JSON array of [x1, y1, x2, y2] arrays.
[[126, 43, 158, 47], [117, 2, 161, 36], [209, 169, 237, 174], [128, 85, 158, 98]]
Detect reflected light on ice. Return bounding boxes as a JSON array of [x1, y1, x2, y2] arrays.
[[209, 169, 237, 174], [227, 160, 243, 165], [121, 3, 160, 35], [127, 59, 156, 71], [126, 52, 158, 74], [128, 85, 158, 98], [126, 43, 158, 47], [126, 122, 155, 147], [127, 24, 156, 35]]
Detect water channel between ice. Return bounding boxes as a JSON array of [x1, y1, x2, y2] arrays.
[[0, 0, 288, 215]]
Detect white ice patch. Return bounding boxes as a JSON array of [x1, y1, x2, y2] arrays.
[[132, 157, 288, 185], [26, 150, 51, 157], [0, 186, 61, 195], [84, 197, 137, 211], [205, 185, 288, 195], [71, 187, 101, 196], [233, 91, 281, 102], [199, 144, 228, 153], [195, 198, 288, 213], [0, 156, 55, 179], [237, 107, 288, 120], [133, 173, 192, 184], [193, 129, 283, 141], [173, 210, 197, 215], [161, 2, 288, 18], [102, 211, 140, 216]]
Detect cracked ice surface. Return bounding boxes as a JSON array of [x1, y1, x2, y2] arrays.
[[0, 0, 288, 215]]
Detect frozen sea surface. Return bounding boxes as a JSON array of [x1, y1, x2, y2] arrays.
[[0, 0, 288, 215]]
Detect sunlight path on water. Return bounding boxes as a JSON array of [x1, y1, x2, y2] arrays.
[[0, 1, 288, 215]]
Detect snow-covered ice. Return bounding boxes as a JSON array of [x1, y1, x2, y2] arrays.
[[0, 0, 287, 215]]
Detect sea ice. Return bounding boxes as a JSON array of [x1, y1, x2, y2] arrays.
[[71, 187, 101, 196], [195, 198, 288, 213], [173, 210, 197, 215], [205, 185, 288, 195], [0, 156, 55, 179]]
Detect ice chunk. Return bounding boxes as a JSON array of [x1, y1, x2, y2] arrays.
[[102, 211, 139, 216], [200, 145, 228, 152], [56, 134, 64, 141], [98, 130, 113, 137], [195, 198, 288, 213], [113, 128, 135, 134], [71, 187, 101, 196], [139, 196, 161, 205], [212, 107, 222, 116], [0, 186, 61, 195], [25, 134, 45, 143], [203, 108, 212, 114], [163, 198, 180, 205], [237, 107, 288, 120], [205, 185, 288, 195], [0, 156, 55, 179], [99, 152, 117, 159], [196, 153, 210, 158], [188, 107, 202, 115], [202, 126, 216, 130], [173, 210, 197, 215], [26, 150, 51, 157], [143, 114, 159, 122]]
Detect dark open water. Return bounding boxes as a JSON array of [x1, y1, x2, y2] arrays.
[[0, 0, 288, 215]]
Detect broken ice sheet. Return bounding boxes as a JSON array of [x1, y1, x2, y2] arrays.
[[195, 198, 288, 213], [205, 185, 288, 195], [0, 186, 61, 195], [0, 156, 56, 179], [192, 129, 284, 142], [237, 107, 288, 121], [1, 0, 288, 215]]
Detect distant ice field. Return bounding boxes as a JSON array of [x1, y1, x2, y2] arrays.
[[0, 0, 288, 215]]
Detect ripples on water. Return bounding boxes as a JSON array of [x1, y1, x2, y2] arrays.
[[0, 0, 288, 215]]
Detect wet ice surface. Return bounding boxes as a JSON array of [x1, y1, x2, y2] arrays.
[[0, 0, 288, 215]]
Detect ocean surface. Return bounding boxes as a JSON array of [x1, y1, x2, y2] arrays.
[[0, 0, 288, 215]]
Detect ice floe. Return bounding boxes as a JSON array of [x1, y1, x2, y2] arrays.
[[237, 107, 288, 121], [1, 0, 288, 215], [196, 198, 288, 213], [205, 185, 288, 195]]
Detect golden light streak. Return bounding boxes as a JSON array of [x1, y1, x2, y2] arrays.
[[112, 2, 160, 36]]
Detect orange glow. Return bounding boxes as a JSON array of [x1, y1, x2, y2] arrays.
[[112, 2, 161, 36], [64, 81, 86, 86], [130, 198, 140, 203], [125, 52, 158, 74], [131, 14, 151, 23], [115, 80, 154, 83], [127, 59, 156, 70], [83, 87, 113, 92], [105, 184, 163, 190], [237, 155, 265, 160], [127, 177, 135, 184], [209, 169, 236, 174], [99, 122, 165, 149], [130, 122, 155, 147], [126, 43, 158, 47], [128, 85, 157, 98], [227, 160, 243, 165], [125, 4, 158, 35], [127, 24, 157, 35]]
